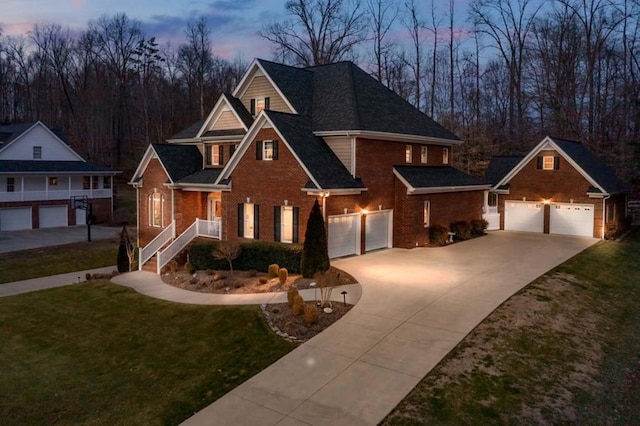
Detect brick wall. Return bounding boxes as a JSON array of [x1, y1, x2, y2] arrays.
[[138, 158, 173, 246]]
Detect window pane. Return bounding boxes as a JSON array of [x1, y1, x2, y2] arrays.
[[153, 194, 162, 227], [443, 148, 449, 164], [49, 177, 58, 186], [256, 98, 265, 114], [405, 145, 412, 163], [103, 176, 111, 189], [543, 156, 554, 170], [263, 141, 273, 160], [82, 176, 90, 190], [421, 146, 428, 163], [244, 203, 254, 238], [7, 177, 15, 192], [33, 146, 42, 159], [282, 206, 293, 243]]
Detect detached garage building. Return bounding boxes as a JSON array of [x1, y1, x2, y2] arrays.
[[484, 136, 629, 239], [0, 122, 119, 231]]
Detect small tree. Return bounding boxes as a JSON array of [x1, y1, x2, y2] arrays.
[[301, 200, 330, 278], [117, 223, 134, 272], [212, 241, 241, 275]]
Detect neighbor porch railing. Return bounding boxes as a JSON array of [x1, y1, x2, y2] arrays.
[[138, 221, 175, 270], [482, 206, 500, 231], [156, 218, 221, 274]]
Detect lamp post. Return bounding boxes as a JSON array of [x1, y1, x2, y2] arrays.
[[310, 282, 317, 305], [341, 290, 348, 306]]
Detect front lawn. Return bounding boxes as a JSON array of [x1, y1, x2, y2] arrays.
[[384, 228, 640, 424], [0, 240, 118, 284], [0, 281, 296, 425]]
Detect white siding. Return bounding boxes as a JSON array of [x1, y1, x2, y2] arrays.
[[240, 76, 292, 114], [0, 123, 81, 161], [324, 136, 353, 174]]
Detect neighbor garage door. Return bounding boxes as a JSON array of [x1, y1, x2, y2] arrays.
[[328, 213, 360, 258], [365, 210, 392, 252], [504, 201, 544, 233], [0, 207, 32, 231], [39, 205, 68, 228], [550, 203, 594, 237]]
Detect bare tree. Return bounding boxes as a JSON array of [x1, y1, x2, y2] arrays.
[[179, 16, 213, 118], [260, 0, 368, 66], [366, 0, 397, 82], [402, 0, 425, 110]]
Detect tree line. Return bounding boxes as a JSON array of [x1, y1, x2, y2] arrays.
[[1, 0, 638, 189]]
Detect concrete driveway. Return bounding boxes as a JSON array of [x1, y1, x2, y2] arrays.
[[0, 225, 122, 253], [183, 231, 597, 426]]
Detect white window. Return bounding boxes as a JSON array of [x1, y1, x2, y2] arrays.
[[443, 148, 449, 164], [421, 146, 428, 164], [33, 146, 42, 159], [211, 145, 220, 165], [281, 206, 294, 243], [423, 201, 430, 228], [263, 140, 274, 161], [251, 97, 270, 115], [149, 192, 164, 227], [405, 145, 412, 163], [244, 203, 255, 238], [543, 156, 554, 170]]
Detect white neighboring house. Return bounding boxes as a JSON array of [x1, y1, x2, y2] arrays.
[[0, 121, 119, 231]]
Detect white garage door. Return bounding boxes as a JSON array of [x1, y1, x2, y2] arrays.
[[504, 201, 544, 233], [0, 207, 32, 231], [39, 205, 68, 228], [365, 210, 392, 252], [328, 213, 360, 258], [550, 203, 594, 237], [75, 208, 86, 225]]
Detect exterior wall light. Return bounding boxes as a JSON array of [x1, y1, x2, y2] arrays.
[[361, 209, 369, 215]]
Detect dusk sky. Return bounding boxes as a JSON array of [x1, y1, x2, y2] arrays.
[[1, 0, 475, 62]]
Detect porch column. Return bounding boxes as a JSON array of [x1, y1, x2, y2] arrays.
[[483, 190, 489, 212]]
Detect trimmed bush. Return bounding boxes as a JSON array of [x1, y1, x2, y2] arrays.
[[278, 267, 288, 284], [268, 264, 280, 278], [470, 219, 489, 237], [184, 262, 195, 274], [301, 200, 330, 278], [303, 304, 319, 325], [429, 225, 449, 246], [287, 287, 299, 307], [189, 241, 303, 273], [449, 221, 471, 241], [292, 294, 305, 316]]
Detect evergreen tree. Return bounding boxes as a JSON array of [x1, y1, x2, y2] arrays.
[[301, 200, 330, 278], [117, 224, 131, 273]]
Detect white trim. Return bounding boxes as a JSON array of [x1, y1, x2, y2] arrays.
[[350, 136, 357, 176], [393, 168, 490, 194], [129, 145, 174, 185], [305, 188, 367, 196], [231, 59, 298, 115], [314, 130, 462, 146], [195, 94, 250, 138], [0, 121, 85, 161]]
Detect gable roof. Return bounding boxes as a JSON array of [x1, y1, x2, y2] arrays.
[[484, 155, 525, 185], [494, 136, 628, 195], [225, 95, 254, 128], [256, 59, 314, 117], [170, 119, 205, 140], [0, 123, 35, 145], [394, 165, 489, 194], [178, 168, 223, 184], [152, 143, 202, 183]]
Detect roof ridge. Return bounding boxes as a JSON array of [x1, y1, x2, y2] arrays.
[[303, 60, 355, 70], [257, 58, 313, 74]]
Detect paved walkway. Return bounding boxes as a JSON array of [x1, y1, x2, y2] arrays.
[[0, 266, 118, 297], [179, 232, 597, 425]]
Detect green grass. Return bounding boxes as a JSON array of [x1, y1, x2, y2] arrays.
[[0, 281, 296, 425], [384, 228, 640, 424], [0, 240, 119, 284]]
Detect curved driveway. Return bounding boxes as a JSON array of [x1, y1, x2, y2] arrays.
[[183, 231, 597, 425]]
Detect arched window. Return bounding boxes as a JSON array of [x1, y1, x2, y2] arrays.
[[148, 192, 164, 227]]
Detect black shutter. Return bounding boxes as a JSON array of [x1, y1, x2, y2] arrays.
[[274, 206, 281, 242], [250, 99, 256, 115], [237, 203, 244, 237], [554, 156, 560, 170], [273, 140, 279, 160], [536, 156, 543, 169], [205, 145, 212, 166], [256, 141, 263, 160], [265, 97, 270, 110], [293, 207, 299, 243], [229, 144, 236, 157], [254, 204, 260, 239], [219, 146, 224, 165]]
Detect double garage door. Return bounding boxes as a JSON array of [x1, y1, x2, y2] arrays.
[[504, 201, 594, 237], [0, 205, 68, 231], [327, 210, 392, 258]]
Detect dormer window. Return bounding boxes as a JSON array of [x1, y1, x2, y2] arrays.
[[250, 97, 270, 116], [256, 140, 278, 161], [33, 146, 42, 159], [205, 145, 223, 166]]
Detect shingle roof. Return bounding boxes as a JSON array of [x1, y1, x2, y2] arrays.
[[257, 60, 314, 117], [178, 168, 223, 184], [0, 160, 117, 174], [266, 111, 364, 190], [484, 155, 524, 185], [308, 62, 460, 140], [0, 123, 36, 144], [152, 143, 202, 182], [170, 119, 205, 140], [395, 165, 487, 189], [551, 137, 628, 194], [225, 95, 254, 128]]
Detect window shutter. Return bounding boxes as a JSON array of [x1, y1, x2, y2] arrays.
[[205, 145, 212, 166], [554, 156, 560, 170], [237, 203, 244, 237], [272, 140, 279, 160], [254, 204, 260, 239], [250, 99, 256, 115], [229, 144, 236, 157], [256, 141, 263, 160], [265, 97, 270, 110], [219, 146, 224, 165], [536, 156, 543, 169], [293, 207, 299, 243], [274, 206, 281, 242]]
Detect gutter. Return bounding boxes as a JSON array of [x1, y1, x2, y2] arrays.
[[408, 184, 492, 195]]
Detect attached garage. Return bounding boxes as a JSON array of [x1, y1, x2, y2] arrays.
[[504, 201, 544, 233], [365, 210, 392, 252], [0, 207, 32, 231], [328, 213, 360, 258], [39, 205, 68, 228], [75, 208, 86, 225], [550, 203, 594, 237]]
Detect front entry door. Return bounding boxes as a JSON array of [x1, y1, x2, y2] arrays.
[[207, 198, 221, 221]]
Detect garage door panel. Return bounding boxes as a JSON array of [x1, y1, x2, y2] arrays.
[[504, 201, 544, 233], [328, 214, 359, 258], [39, 205, 68, 228], [550, 203, 594, 237], [0, 207, 33, 231], [365, 210, 391, 252]]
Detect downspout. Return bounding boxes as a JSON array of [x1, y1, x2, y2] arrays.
[[136, 184, 139, 249], [602, 195, 610, 239]]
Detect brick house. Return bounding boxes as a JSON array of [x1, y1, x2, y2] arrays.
[[483, 136, 629, 238], [130, 59, 489, 272], [0, 121, 119, 231]]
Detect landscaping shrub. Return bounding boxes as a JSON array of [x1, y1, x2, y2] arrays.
[[287, 287, 299, 307], [304, 304, 319, 325], [268, 264, 280, 278], [301, 200, 330, 278], [449, 221, 472, 241], [292, 294, 305, 316], [259, 277, 268, 284], [429, 225, 449, 246], [189, 241, 303, 273], [169, 260, 178, 273], [278, 267, 288, 284], [470, 219, 489, 237], [184, 262, 195, 275]]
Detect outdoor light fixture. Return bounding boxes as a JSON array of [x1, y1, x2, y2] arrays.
[[362, 209, 369, 215], [310, 282, 317, 304], [341, 290, 348, 306], [543, 199, 551, 205]]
